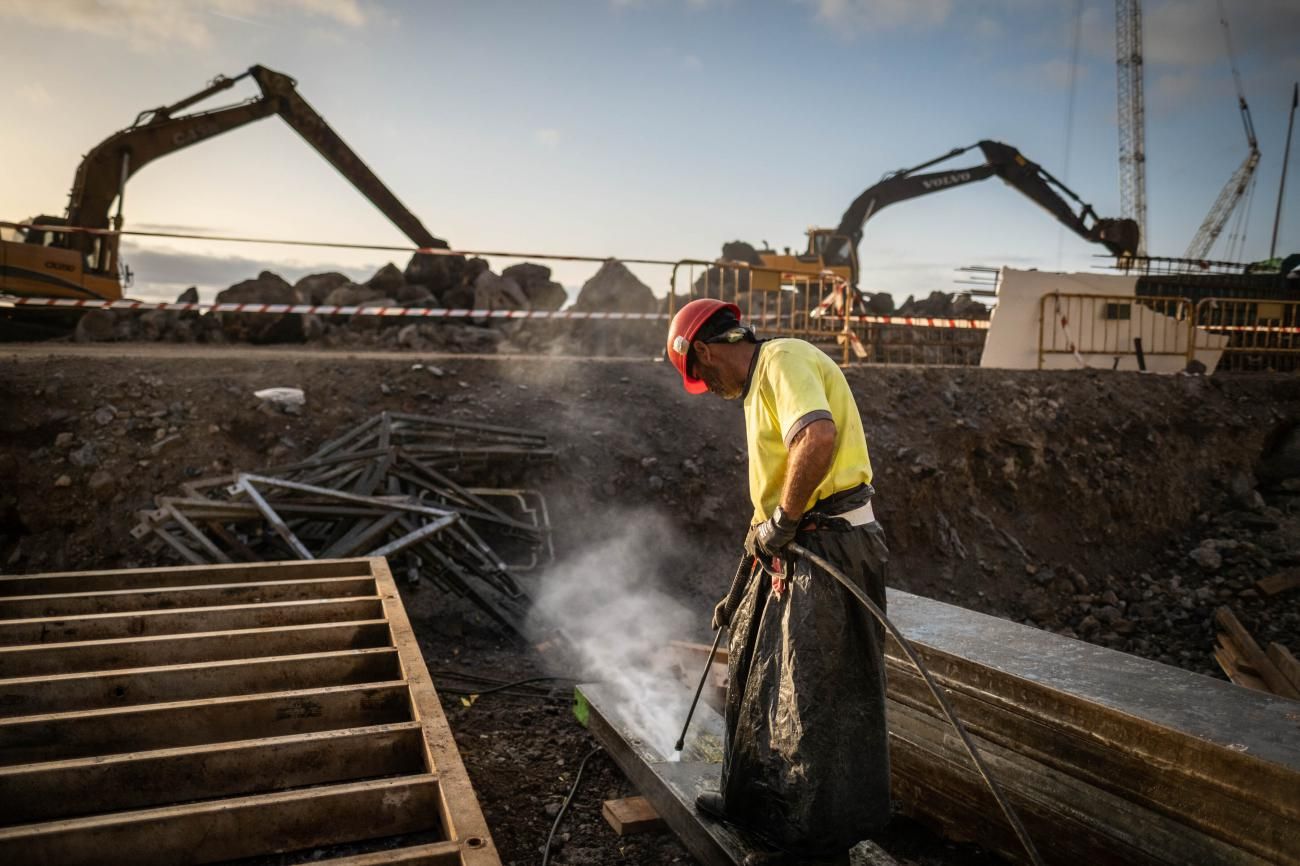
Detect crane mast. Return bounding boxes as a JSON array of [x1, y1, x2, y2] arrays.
[[1183, 3, 1260, 261], [1115, 0, 1148, 256]]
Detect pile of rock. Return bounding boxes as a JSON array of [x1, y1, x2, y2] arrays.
[[71, 253, 576, 350]]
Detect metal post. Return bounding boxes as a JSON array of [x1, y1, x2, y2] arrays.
[[1270, 83, 1298, 260]]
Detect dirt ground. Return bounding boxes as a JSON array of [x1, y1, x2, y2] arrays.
[[3, 342, 1299, 865]]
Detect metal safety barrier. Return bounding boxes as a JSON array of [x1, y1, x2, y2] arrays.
[[1191, 297, 1300, 373], [668, 258, 857, 363], [1037, 292, 1194, 371]]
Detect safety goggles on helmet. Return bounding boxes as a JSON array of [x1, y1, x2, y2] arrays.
[[665, 299, 746, 394]]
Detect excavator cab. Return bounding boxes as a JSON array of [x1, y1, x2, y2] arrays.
[[1, 216, 122, 301], [806, 229, 855, 269]]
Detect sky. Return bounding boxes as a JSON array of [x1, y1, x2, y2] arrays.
[[2, 0, 1298, 303]]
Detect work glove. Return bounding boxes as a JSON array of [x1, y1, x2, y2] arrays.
[[745, 507, 800, 559], [712, 597, 730, 631]]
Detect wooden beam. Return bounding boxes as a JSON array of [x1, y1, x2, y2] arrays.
[[0, 620, 393, 679], [0, 577, 378, 619], [0, 647, 402, 717], [0, 682, 411, 765], [0, 774, 441, 866], [0, 597, 385, 646], [602, 796, 665, 836], [1215, 607, 1300, 699], [369, 558, 499, 865], [1266, 643, 1300, 694], [0, 722, 426, 824], [314, 842, 464, 865], [1255, 569, 1300, 597], [0, 559, 374, 596]]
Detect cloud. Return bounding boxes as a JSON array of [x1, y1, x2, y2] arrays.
[[681, 54, 704, 71], [18, 83, 53, 107], [1036, 57, 1089, 90], [118, 242, 381, 301], [0, 0, 368, 51], [807, 0, 953, 34], [533, 128, 562, 149]]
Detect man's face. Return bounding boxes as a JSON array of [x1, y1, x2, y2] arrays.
[[691, 342, 744, 400]]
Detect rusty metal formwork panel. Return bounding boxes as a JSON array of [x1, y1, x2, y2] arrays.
[[0, 557, 500, 866]]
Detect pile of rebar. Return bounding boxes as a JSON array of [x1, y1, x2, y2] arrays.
[[132, 412, 554, 637]]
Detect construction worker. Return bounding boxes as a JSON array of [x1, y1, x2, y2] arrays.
[[666, 298, 891, 865]]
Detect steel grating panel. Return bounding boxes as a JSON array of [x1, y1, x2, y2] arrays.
[[0, 557, 500, 866]]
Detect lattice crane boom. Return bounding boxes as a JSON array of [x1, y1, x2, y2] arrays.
[[1183, 2, 1260, 260], [1115, 0, 1148, 256]]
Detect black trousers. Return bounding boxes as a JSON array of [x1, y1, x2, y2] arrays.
[[720, 521, 892, 855]]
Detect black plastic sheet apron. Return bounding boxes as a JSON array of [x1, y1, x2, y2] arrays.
[[720, 520, 892, 855]]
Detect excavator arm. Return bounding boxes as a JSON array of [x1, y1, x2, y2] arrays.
[[830, 140, 1139, 286], [57, 64, 445, 276]]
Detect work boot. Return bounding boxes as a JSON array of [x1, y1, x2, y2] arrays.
[[694, 790, 727, 821]]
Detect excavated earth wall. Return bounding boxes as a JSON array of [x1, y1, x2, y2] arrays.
[[2, 346, 1298, 865]]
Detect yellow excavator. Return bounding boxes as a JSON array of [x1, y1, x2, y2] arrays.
[[1, 65, 445, 302], [750, 140, 1140, 292]]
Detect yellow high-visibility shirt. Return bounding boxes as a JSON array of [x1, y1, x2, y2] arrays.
[[743, 338, 872, 524]]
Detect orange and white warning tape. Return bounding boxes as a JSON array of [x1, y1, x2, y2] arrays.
[[2, 297, 670, 320], [3, 297, 998, 329], [845, 314, 990, 330]]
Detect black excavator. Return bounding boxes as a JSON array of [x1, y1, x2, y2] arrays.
[[1, 64, 445, 302], [752, 140, 1140, 291]]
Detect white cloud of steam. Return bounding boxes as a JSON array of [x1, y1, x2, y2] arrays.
[[0, 0, 368, 51], [808, 0, 953, 35], [529, 510, 699, 758]]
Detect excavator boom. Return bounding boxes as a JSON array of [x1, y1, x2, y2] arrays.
[[5, 64, 444, 301], [829, 139, 1138, 286]]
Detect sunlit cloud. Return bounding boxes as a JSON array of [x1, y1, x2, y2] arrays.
[[534, 128, 562, 149], [0, 0, 369, 52]]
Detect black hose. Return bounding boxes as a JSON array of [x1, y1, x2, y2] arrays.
[[785, 542, 1045, 866], [540, 746, 601, 866], [435, 675, 574, 697]]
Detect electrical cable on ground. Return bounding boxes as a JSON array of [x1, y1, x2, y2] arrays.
[[540, 746, 602, 866], [783, 542, 1046, 866]]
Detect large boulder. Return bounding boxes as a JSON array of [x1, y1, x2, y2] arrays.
[[720, 240, 764, 266], [395, 284, 435, 306], [404, 252, 464, 296], [573, 260, 657, 313], [294, 272, 350, 305], [504, 262, 567, 311], [472, 270, 529, 321], [73, 309, 115, 342], [214, 271, 310, 343], [323, 283, 389, 307], [367, 263, 405, 295]]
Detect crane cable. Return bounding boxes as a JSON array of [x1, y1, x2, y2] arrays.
[[1057, 0, 1085, 269]]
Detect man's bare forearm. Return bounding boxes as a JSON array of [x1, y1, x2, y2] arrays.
[[779, 418, 836, 519]]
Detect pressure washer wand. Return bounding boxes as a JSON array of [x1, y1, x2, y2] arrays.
[[673, 624, 725, 754], [785, 542, 1045, 866]]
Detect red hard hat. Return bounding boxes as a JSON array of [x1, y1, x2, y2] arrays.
[[666, 298, 741, 394]]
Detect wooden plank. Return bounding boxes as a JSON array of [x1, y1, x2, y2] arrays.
[[0, 721, 426, 824], [885, 658, 1297, 855], [369, 558, 500, 866], [0, 682, 411, 765], [314, 841, 463, 865], [0, 774, 442, 866], [669, 639, 729, 665], [0, 559, 374, 596], [0, 620, 393, 678], [1215, 607, 1300, 699], [1215, 643, 1270, 693], [602, 796, 665, 836], [1266, 643, 1300, 693], [887, 700, 1278, 866], [0, 576, 378, 619], [0, 597, 385, 645], [1256, 569, 1300, 597], [0, 647, 402, 717]]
